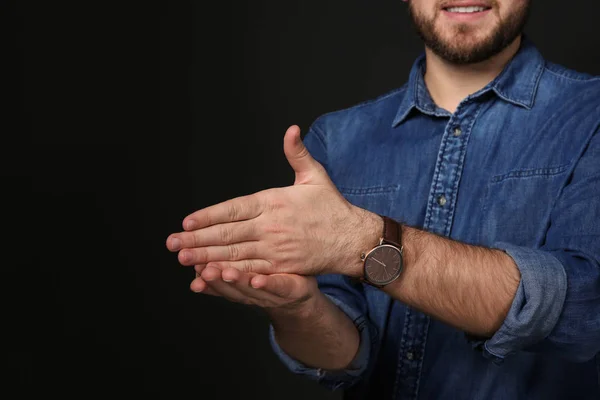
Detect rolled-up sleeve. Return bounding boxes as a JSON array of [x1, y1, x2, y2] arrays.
[[269, 275, 373, 390], [470, 128, 600, 363]]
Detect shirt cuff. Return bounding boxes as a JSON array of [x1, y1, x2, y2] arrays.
[[466, 242, 567, 364], [268, 293, 372, 390]]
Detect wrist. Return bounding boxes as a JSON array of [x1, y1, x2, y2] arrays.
[[267, 289, 324, 329], [341, 207, 383, 278], [398, 224, 421, 270]]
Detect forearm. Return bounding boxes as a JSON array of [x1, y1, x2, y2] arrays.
[[267, 290, 360, 371], [386, 225, 521, 337]]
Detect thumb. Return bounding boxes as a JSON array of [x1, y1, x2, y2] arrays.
[[283, 125, 329, 185]]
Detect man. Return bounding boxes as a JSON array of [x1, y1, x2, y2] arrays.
[[166, 0, 600, 398]]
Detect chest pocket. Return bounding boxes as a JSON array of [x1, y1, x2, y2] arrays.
[[479, 164, 571, 248], [338, 185, 401, 220]]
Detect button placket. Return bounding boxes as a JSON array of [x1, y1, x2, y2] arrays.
[[395, 103, 479, 400]]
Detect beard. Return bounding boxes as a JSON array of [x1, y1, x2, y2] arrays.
[[408, 1, 531, 64]]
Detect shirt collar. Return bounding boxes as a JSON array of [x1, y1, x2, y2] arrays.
[[392, 36, 545, 127]]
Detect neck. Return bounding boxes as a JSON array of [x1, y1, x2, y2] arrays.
[[423, 36, 522, 114]]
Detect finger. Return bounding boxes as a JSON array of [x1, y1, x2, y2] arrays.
[[194, 264, 207, 275], [220, 267, 244, 283], [177, 242, 261, 266], [182, 193, 264, 231], [283, 125, 329, 185], [205, 264, 295, 297], [207, 259, 274, 274], [249, 274, 310, 299], [219, 266, 261, 285], [199, 266, 258, 303], [191, 275, 207, 293], [190, 275, 221, 296], [213, 267, 297, 305], [192, 267, 235, 296], [201, 265, 223, 281], [166, 220, 258, 251]]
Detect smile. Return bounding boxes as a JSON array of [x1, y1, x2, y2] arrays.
[[444, 6, 490, 13]]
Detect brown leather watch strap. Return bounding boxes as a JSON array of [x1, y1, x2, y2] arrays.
[[381, 215, 402, 247]]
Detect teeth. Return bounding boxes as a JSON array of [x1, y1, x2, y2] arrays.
[[446, 6, 487, 13]]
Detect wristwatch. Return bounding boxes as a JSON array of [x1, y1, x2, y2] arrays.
[[360, 215, 404, 288]]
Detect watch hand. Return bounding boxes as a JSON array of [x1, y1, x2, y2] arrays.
[[382, 264, 390, 276], [371, 257, 386, 267]]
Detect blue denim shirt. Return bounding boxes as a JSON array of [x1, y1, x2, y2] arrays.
[[269, 38, 600, 399]]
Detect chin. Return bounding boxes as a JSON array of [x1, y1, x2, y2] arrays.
[[445, 23, 496, 40], [445, 36, 489, 53], [438, 27, 498, 50]]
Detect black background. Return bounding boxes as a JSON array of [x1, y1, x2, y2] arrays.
[[7, 1, 600, 398]]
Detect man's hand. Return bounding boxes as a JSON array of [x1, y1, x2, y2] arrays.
[[191, 264, 318, 310], [166, 125, 381, 277]]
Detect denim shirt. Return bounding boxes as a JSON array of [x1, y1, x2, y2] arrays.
[[269, 38, 600, 399]]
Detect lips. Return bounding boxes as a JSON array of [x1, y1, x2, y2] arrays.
[[441, 1, 492, 11]]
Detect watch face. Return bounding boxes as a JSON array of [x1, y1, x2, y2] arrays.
[[364, 244, 403, 285]]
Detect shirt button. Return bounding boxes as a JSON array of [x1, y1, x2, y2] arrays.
[[406, 351, 414, 360], [437, 195, 447, 206], [453, 127, 462, 137]]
